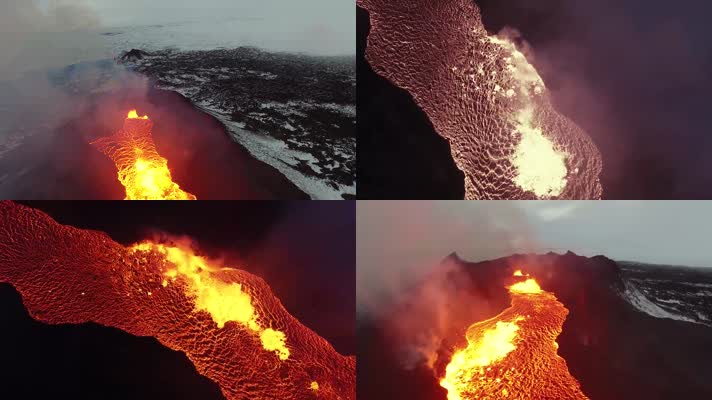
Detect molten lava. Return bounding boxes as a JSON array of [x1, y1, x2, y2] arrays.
[[127, 109, 148, 119], [0, 201, 354, 400], [91, 110, 197, 200], [130, 242, 290, 360], [439, 271, 588, 399], [358, 0, 602, 199]]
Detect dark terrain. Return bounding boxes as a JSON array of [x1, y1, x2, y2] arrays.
[[123, 47, 356, 199], [356, 7, 464, 199], [619, 261, 712, 325], [0, 60, 308, 199], [0, 201, 356, 398], [358, 252, 712, 399], [0, 284, 226, 400]]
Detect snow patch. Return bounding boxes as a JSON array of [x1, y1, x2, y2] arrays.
[[259, 100, 355, 117], [622, 282, 702, 325], [656, 298, 685, 306], [195, 103, 354, 199]]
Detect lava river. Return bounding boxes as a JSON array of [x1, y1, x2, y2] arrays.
[[440, 271, 588, 400], [358, 0, 602, 199], [0, 201, 354, 400], [91, 110, 197, 200]]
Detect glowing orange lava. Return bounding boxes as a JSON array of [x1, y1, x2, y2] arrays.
[[127, 109, 148, 119], [130, 242, 290, 360], [440, 271, 588, 400], [91, 110, 196, 200], [508, 277, 542, 294], [0, 201, 355, 400]]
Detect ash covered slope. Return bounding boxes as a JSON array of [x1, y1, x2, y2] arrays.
[[358, 252, 712, 400], [121, 47, 356, 199], [358, 0, 601, 199], [0, 201, 355, 400]]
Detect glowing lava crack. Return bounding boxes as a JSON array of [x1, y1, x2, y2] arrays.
[[439, 271, 588, 399], [91, 110, 197, 200], [358, 0, 602, 199], [0, 202, 355, 400]]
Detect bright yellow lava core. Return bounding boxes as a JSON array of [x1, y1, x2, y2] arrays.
[[485, 36, 569, 198], [131, 242, 290, 360], [129, 156, 189, 200], [260, 328, 290, 360], [511, 108, 567, 198], [439, 270, 587, 399], [508, 278, 543, 294], [127, 109, 148, 119], [92, 110, 197, 200], [440, 318, 523, 400]]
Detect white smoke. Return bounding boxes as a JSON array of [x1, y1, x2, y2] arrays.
[[356, 201, 538, 368], [0, 0, 105, 81]]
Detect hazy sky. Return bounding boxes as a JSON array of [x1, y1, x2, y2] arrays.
[[24, 0, 354, 56], [358, 201, 712, 273], [0, 0, 353, 78], [36, 0, 354, 28], [517, 201, 712, 267]]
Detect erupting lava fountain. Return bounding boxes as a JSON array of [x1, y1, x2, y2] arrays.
[[91, 110, 197, 200], [359, 0, 602, 199], [439, 270, 588, 399], [0, 202, 355, 400]]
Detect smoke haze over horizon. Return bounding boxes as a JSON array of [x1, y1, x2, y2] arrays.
[[357, 201, 712, 315], [1, 0, 353, 81]]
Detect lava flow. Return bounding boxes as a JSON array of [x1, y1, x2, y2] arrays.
[[91, 110, 197, 200], [359, 0, 602, 199], [130, 241, 290, 360], [0, 201, 354, 400], [439, 270, 588, 399]]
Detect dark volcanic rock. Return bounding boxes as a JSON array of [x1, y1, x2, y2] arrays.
[[0, 284, 226, 399], [120, 49, 150, 62], [120, 47, 356, 198], [0, 83, 308, 199], [357, 252, 712, 400]]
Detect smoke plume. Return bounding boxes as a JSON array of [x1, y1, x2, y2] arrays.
[[357, 201, 537, 367], [477, 0, 712, 197], [0, 0, 104, 81]]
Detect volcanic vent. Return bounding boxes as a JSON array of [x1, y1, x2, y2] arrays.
[[0, 201, 354, 400], [440, 271, 587, 399], [91, 110, 197, 200], [358, 0, 602, 199]]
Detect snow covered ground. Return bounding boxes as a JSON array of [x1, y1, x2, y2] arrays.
[[619, 262, 712, 326], [120, 47, 355, 199], [622, 282, 701, 324], [109, 21, 356, 199], [198, 101, 355, 200]]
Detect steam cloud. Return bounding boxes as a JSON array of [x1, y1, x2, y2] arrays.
[[0, 1, 152, 200], [388, 258, 494, 369], [479, 0, 712, 197], [357, 201, 537, 367], [0, 0, 104, 80]]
